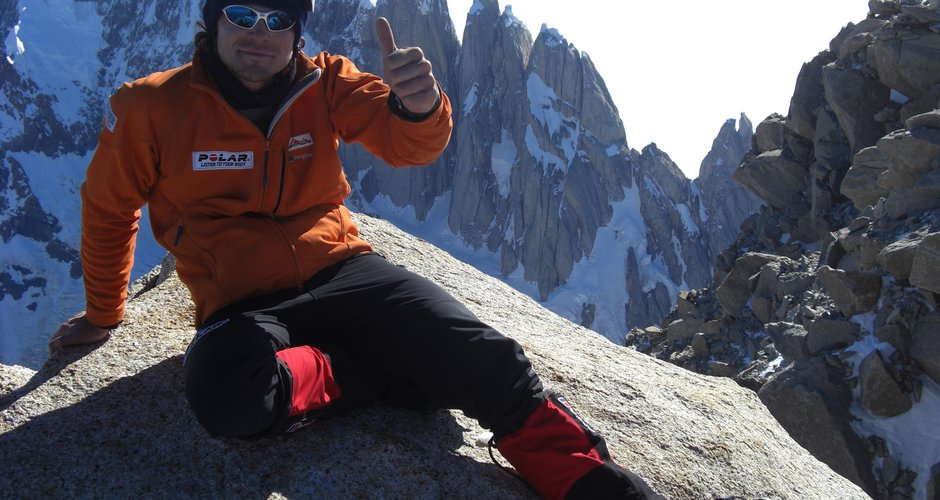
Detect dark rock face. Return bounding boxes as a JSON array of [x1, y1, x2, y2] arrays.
[[626, 4, 940, 499]]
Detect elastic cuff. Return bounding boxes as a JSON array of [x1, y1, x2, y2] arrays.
[[387, 89, 443, 122], [90, 320, 122, 330]]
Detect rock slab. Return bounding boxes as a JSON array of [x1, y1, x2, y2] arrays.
[[0, 214, 869, 500]]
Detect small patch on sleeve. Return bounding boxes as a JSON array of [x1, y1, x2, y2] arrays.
[[103, 97, 118, 133]]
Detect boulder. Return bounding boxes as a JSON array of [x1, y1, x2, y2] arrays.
[[665, 318, 706, 342], [822, 64, 892, 155], [869, 28, 940, 100], [858, 350, 912, 417], [766, 322, 810, 361], [0, 214, 870, 500], [884, 169, 940, 219], [875, 323, 912, 354], [877, 234, 924, 280], [868, 0, 901, 17], [841, 146, 891, 209], [732, 150, 808, 209], [754, 114, 788, 154], [910, 233, 940, 294], [899, 4, 940, 25], [813, 107, 852, 175], [807, 318, 861, 354], [876, 128, 940, 188], [901, 85, 940, 123], [788, 53, 836, 141], [691, 333, 709, 357], [928, 463, 940, 500], [816, 266, 883, 317], [715, 253, 786, 317], [759, 358, 878, 495], [910, 314, 940, 385], [905, 109, 940, 130]]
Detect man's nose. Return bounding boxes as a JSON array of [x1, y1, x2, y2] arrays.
[[246, 21, 270, 37]]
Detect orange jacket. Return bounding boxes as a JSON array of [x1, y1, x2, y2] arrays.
[[81, 50, 453, 327]]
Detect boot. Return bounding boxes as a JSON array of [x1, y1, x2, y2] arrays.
[[495, 392, 662, 499]]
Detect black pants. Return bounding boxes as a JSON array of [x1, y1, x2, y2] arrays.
[[183, 253, 544, 439]]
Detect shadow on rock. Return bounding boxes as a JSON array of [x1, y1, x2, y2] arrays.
[[0, 355, 533, 498]]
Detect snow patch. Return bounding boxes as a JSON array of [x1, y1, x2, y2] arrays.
[[676, 203, 699, 235], [0, 235, 83, 368], [417, 0, 434, 15], [843, 333, 940, 499], [540, 182, 654, 341], [490, 129, 517, 198], [525, 125, 566, 174], [143, 1, 158, 25], [10, 151, 88, 246], [501, 6, 525, 30], [526, 73, 580, 169], [890, 89, 910, 105], [539, 25, 565, 48], [462, 82, 479, 117], [5, 21, 25, 63], [14, 0, 105, 124]]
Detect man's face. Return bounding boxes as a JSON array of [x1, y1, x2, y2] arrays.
[[215, 4, 295, 92]]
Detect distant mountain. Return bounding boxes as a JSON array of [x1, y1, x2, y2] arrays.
[[0, 0, 758, 368]]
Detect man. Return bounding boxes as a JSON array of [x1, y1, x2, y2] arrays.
[[49, 1, 660, 498]]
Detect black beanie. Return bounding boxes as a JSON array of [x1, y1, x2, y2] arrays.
[[203, 0, 310, 47]]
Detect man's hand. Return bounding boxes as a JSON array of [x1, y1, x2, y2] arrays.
[[48, 312, 111, 355], [376, 17, 440, 115]]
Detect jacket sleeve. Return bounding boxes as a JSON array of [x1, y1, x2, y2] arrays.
[[81, 85, 158, 327], [319, 54, 453, 167]]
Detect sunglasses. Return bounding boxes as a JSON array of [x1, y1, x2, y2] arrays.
[[222, 5, 296, 32]]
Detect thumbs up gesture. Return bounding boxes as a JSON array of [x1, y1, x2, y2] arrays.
[[376, 17, 441, 116]]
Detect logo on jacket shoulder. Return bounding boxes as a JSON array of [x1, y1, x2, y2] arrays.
[[192, 151, 254, 171], [288, 133, 314, 152], [103, 98, 118, 133]]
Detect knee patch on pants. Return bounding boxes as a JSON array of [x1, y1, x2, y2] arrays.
[[183, 319, 293, 438]]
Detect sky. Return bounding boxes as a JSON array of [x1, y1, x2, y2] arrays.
[[443, 0, 872, 179]]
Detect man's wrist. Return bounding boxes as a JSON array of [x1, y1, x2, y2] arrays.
[[387, 91, 442, 122]]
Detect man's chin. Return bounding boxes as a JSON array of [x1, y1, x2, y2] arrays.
[[232, 68, 279, 90]]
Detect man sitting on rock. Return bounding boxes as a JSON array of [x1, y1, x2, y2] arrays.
[[49, 1, 660, 498]]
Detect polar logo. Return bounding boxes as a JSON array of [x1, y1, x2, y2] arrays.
[[288, 133, 314, 152], [192, 151, 254, 170]]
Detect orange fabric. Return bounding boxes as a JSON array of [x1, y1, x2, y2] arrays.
[[81, 51, 452, 327]]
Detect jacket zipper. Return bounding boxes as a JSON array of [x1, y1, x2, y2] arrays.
[[173, 225, 184, 246], [260, 140, 272, 211], [272, 149, 287, 214]]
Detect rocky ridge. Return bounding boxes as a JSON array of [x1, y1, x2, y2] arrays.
[[0, 213, 869, 499], [627, 2, 940, 498]]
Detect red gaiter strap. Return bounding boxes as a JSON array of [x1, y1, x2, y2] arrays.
[[275, 346, 341, 416], [496, 397, 605, 499]]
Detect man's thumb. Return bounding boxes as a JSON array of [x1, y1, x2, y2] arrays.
[[376, 17, 398, 55]]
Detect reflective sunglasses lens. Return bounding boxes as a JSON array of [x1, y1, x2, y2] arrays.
[[264, 11, 295, 32], [223, 6, 259, 29]]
